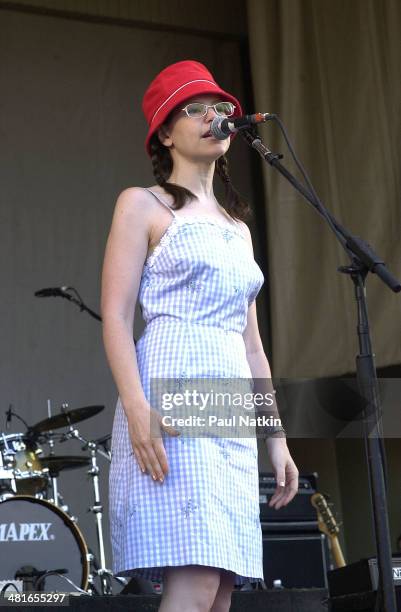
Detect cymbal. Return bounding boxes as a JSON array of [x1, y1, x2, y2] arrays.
[[29, 405, 104, 433], [40, 455, 91, 474]]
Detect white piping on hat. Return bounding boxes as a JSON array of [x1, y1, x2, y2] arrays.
[[150, 79, 218, 125]]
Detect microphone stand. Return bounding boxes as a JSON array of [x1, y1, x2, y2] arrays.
[[240, 127, 401, 612], [34, 286, 138, 345], [34, 287, 101, 321]]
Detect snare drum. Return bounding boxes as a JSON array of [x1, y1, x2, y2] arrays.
[[0, 496, 89, 591], [0, 433, 48, 496]]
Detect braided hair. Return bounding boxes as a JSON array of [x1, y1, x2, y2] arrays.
[[149, 134, 253, 222]]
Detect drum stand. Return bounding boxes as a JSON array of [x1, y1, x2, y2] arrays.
[[0, 447, 16, 501], [64, 427, 127, 595], [46, 430, 60, 508], [45, 401, 61, 509]]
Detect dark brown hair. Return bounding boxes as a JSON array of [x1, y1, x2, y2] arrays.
[[149, 134, 253, 223]]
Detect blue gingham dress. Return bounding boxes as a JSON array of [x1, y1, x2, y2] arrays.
[[109, 187, 265, 585]]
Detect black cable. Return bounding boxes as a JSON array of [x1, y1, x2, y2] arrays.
[[0, 582, 20, 596]]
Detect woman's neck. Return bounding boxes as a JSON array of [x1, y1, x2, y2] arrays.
[[168, 159, 216, 202]]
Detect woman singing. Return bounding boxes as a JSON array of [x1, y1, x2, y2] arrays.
[[101, 60, 299, 612]]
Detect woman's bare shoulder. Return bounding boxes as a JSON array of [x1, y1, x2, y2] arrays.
[[114, 186, 154, 209], [234, 219, 251, 239], [111, 186, 161, 225]]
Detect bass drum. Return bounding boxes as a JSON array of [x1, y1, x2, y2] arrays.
[[0, 496, 89, 592]]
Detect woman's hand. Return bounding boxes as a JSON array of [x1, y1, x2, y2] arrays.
[[127, 399, 181, 483], [265, 436, 299, 510]]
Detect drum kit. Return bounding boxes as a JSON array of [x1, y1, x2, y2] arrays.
[[0, 402, 126, 596]]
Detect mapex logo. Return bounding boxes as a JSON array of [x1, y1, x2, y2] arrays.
[[0, 522, 55, 542]]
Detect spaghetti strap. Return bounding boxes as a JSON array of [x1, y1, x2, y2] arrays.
[[144, 187, 176, 217], [223, 210, 241, 228]]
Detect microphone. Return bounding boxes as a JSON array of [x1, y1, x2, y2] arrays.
[[211, 113, 275, 140], [35, 286, 71, 297]]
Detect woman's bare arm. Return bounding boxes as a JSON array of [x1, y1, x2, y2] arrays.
[[238, 220, 299, 509], [101, 187, 152, 413], [101, 187, 180, 482]]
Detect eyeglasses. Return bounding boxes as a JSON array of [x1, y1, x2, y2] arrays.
[[181, 101, 236, 119]]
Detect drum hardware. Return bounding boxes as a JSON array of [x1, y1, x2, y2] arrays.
[[61, 426, 126, 594], [24, 401, 102, 508], [42, 399, 60, 508], [0, 491, 16, 502], [0, 432, 50, 497], [28, 404, 105, 434], [84, 549, 108, 596], [92, 433, 112, 454], [41, 455, 92, 472], [2, 402, 53, 498], [53, 491, 73, 519], [2, 401, 123, 594], [5, 405, 30, 432], [40, 455, 90, 517], [50, 464, 59, 509], [0, 447, 17, 500]]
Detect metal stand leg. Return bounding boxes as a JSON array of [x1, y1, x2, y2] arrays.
[[50, 475, 59, 507], [64, 428, 127, 594], [87, 444, 112, 595]]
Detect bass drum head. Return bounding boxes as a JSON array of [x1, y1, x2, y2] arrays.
[[0, 496, 89, 592]]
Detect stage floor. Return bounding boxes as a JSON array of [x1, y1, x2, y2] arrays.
[[10, 588, 329, 611]]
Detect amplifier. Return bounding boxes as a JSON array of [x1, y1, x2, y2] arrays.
[[262, 530, 331, 588], [259, 472, 318, 522], [328, 588, 401, 612], [261, 520, 319, 533], [328, 556, 401, 596]]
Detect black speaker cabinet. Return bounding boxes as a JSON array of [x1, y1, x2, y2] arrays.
[[262, 530, 331, 589], [328, 587, 401, 611]]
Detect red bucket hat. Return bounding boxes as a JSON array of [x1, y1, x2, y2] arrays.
[[142, 60, 243, 156]]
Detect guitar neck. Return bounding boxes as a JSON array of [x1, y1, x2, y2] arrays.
[[329, 534, 346, 568]]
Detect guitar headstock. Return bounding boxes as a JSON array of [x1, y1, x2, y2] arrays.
[[311, 492, 340, 538]]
